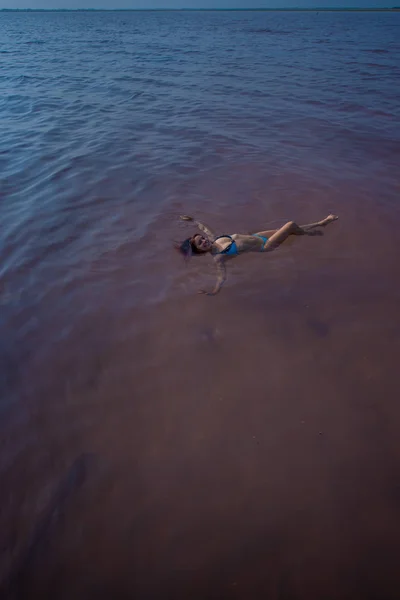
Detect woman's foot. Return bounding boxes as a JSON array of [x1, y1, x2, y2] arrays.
[[320, 214, 338, 226]]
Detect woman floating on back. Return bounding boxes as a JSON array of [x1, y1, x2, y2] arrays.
[[177, 214, 338, 295]]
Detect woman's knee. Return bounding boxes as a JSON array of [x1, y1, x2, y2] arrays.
[[287, 221, 304, 235]]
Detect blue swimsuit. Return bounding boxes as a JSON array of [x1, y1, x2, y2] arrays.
[[215, 234, 268, 256], [252, 234, 268, 250], [215, 235, 239, 256]]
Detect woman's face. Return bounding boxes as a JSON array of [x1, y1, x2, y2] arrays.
[[193, 235, 211, 252]]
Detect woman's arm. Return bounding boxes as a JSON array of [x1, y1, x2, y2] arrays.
[[199, 257, 227, 296], [180, 215, 216, 241]]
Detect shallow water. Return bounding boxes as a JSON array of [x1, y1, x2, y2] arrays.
[[1, 10, 400, 599]]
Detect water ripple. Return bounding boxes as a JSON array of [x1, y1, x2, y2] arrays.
[[0, 13, 400, 595]]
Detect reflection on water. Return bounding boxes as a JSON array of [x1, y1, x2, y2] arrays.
[[1, 9, 400, 600]]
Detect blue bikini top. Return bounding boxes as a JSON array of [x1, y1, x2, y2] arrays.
[[215, 235, 238, 257]]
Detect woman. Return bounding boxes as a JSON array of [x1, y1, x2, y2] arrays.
[[177, 214, 338, 295]]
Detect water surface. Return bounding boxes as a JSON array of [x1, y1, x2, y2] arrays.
[[1, 10, 400, 600]]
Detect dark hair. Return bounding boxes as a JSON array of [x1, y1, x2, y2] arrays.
[[175, 235, 204, 259]]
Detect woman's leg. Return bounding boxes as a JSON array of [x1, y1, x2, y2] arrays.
[[259, 215, 337, 252], [299, 214, 338, 232], [255, 215, 338, 238]]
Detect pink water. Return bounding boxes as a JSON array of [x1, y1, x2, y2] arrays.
[[1, 10, 400, 599]]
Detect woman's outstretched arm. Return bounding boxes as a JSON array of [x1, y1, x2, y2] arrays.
[[180, 215, 216, 241], [199, 257, 227, 296]]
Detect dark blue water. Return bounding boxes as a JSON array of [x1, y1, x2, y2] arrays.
[[1, 10, 400, 600]]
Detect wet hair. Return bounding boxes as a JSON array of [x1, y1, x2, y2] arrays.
[[175, 235, 205, 259]]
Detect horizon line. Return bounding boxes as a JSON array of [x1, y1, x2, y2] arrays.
[[1, 6, 399, 10]]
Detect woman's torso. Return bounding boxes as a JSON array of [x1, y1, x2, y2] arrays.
[[212, 233, 262, 258]]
